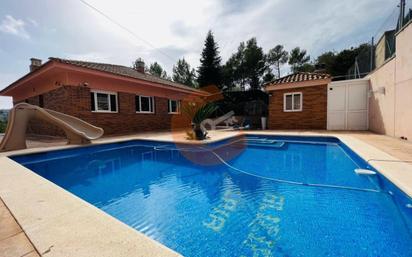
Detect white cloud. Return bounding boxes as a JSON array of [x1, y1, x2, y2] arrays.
[[73, 0, 394, 73], [0, 0, 396, 82], [0, 15, 30, 39], [27, 18, 39, 27]]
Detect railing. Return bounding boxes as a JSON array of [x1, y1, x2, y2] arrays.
[[345, 0, 411, 80]]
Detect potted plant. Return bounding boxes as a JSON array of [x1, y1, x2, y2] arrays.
[[182, 102, 218, 140]]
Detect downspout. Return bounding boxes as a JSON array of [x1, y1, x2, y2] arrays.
[[393, 53, 397, 138]]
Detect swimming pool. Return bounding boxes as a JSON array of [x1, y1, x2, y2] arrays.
[[11, 135, 412, 257]]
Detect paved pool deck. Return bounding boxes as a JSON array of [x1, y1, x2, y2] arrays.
[[5, 130, 412, 163], [0, 198, 40, 257], [1, 130, 412, 257]]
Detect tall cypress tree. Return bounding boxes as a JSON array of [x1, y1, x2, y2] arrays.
[[197, 30, 223, 89]]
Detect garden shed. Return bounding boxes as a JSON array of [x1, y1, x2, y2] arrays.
[[265, 72, 331, 130]]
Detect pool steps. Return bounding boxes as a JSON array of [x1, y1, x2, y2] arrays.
[[240, 138, 286, 148]]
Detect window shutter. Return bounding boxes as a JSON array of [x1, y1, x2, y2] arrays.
[[90, 92, 95, 111], [110, 94, 117, 112], [135, 96, 140, 112]]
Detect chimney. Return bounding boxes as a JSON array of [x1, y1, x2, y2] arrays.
[[30, 58, 42, 72], [134, 58, 145, 73]]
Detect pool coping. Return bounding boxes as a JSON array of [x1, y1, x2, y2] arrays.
[[0, 131, 411, 257]]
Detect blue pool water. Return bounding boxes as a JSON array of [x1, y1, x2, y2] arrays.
[[12, 135, 412, 257]]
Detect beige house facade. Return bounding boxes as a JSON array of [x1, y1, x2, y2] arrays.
[[368, 21, 412, 140]]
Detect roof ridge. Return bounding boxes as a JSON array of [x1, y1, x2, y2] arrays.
[[49, 57, 203, 93], [49, 57, 129, 69], [295, 71, 330, 76], [264, 71, 331, 86]]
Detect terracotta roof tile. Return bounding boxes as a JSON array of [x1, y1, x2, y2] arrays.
[[266, 72, 331, 86], [49, 57, 205, 94]]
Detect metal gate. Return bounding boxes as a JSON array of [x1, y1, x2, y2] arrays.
[[327, 79, 369, 130]]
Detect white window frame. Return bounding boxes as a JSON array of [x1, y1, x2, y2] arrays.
[[283, 92, 302, 112], [136, 95, 155, 114], [168, 99, 181, 114], [91, 90, 118, 113]]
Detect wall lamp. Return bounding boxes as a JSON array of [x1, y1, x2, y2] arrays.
[[369, 87, 385, 95]]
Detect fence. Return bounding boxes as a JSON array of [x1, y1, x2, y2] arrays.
[[345, 0, 412, 80]]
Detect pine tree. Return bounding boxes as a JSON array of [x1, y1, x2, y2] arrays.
[[172, 58, 197, 88], [222, 38, 267, 91], [243, 38, 266, 90], [148, 62, 169, 79], [197, 30, 223, 89], [288, 47, 311, 73], [267, 45, 289, 78]]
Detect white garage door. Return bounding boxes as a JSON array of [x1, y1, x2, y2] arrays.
[[327, 79, 369, 130]]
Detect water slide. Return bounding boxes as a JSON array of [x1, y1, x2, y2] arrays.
[[0, 103, 104, 152]]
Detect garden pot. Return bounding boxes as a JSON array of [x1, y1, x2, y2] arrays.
[[193, 123, 206, 140], [261, 117, 267, 130]]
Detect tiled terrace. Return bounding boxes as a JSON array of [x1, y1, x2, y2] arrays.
[[0, 198, 40, 257]]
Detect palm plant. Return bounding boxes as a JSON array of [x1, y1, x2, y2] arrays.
[[182, 102, 218, 140]]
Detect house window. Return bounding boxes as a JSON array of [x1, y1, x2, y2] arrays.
[[283, 92, 302, 112], [168, 99, 180, 114], [90, 91, 118, 112], [136, 95, 155, 113]]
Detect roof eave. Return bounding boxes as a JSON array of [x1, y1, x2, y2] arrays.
[[265, 78, 331, 91], [1, 59, 210, 97], [0, 60, 56, 96], [52, 62, 210, 97]]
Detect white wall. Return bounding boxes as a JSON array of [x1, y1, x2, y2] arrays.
[[368, 21, 412, 139]]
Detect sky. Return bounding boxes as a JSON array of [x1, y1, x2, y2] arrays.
[[0, 0, 402, 109]]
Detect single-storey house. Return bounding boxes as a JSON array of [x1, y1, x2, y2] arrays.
[[265, 72, 332, 130], [0, 58, 210, 136]]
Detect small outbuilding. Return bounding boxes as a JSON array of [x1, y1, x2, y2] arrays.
[[265, 72, 331, 130]]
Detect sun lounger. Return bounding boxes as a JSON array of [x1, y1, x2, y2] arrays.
[[201, 111, 236, 131]]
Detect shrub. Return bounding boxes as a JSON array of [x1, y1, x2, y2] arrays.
[[0, 120, 6, 133]]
